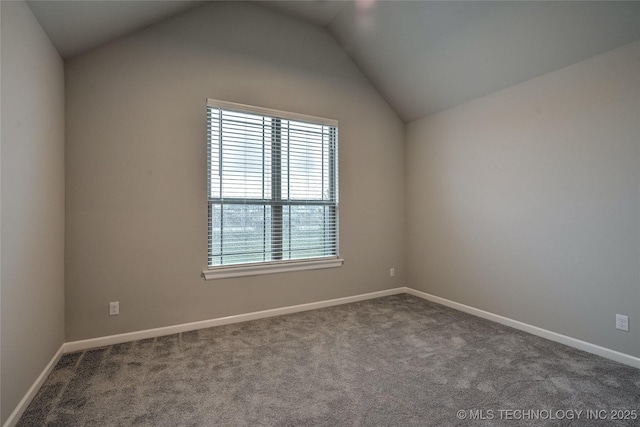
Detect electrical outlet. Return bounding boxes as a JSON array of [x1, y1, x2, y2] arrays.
[[109, 301, 120, 316], [616, 314, 628, 332], [390, 268, 395, 277]]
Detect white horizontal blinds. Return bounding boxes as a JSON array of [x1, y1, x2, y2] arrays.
[[207, 102, 338, 267]]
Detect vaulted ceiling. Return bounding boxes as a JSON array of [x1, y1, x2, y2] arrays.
[[26, 0, 640, 122]]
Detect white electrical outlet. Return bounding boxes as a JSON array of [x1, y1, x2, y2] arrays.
[[616, 314, 629, 332], [109, 301, 120, 316], [390, 268, 395, 277]]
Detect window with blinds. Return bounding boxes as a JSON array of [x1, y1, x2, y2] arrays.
[[206, 100, 339, 270]]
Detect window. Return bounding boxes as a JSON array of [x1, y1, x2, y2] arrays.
[[203, 100, 342, 279]]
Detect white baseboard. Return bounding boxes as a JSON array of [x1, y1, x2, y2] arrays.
[[64, 288, 406, 353], [404, 287, 640, 369], [2, 345, 64, 427], [8, 286, 640, 427]]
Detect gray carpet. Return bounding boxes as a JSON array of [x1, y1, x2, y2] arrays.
[[16, 294, 640, 426]]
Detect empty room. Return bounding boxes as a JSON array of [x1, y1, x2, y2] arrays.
[[2, 0, 640, 425]]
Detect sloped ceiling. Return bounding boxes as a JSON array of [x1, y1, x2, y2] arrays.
[[326, 1, 640, 121], [26, 0, 203, 59], [27, 0, 640, 122]]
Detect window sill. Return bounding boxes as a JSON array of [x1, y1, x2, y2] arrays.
[[202, 258, 344, 280]]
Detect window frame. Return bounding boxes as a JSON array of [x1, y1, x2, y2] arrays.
[[203, 99, 343, 280]]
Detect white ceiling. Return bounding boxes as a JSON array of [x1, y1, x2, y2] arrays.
[[27, 0, 203, 59], [26, 0, 640, 122], [327, 1, 640, 121], [254, 0, 346, 27]]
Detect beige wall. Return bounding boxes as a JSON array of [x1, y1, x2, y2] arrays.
[[406, 41, 640, 357], [65, 2, 405, 341], [1, 1, 66, 423]]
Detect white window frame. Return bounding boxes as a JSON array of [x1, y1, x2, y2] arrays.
[[203, 99, 343, 280]]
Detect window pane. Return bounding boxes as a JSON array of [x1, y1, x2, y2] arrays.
[[208, 108, 221, 199], [220, 111, 266, 199], [208, 203, 222, 265], [284, 121, 325, 200], [283, 205, 336, 260], [209, 204, 271, 266]]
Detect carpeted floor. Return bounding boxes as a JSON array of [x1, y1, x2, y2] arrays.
[[17, 294, 640, 426]]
